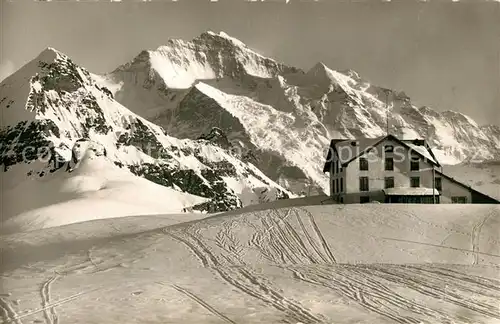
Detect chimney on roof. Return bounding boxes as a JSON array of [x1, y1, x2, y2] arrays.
[[350, 141, 358, 146]]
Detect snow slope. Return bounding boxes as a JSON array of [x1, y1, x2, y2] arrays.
[[0, 146, 209, 234], [0, 46, 292, 225], [184, 81, 330, 192], [442, 161, 500, 200], [106, 31, 500, 195], [1, 203, 499, 324]]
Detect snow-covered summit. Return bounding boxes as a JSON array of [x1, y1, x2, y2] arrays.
[[101, 31, 500, 195], [0, 47, 292, 226], [37, 47, 64, 61], [111, 31, 301, 90], [201, 30, 249, 48]]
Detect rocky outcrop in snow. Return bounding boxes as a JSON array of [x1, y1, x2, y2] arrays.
[[0, 47, 292, 217]]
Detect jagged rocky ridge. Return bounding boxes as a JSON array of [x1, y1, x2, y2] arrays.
[[0, 47, 291, 214], [105, 31, 500, 194]]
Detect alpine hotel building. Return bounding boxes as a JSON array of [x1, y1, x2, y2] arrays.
[[323, 135, 499, 204]]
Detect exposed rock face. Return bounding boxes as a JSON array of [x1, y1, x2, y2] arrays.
[[107, 32, 500, 194], [0, 46, 292, 214]]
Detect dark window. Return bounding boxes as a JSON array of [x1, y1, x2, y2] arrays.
[[359, 176, 369, 191], [332, 179, 336, 193], [451, 196, 467, 204], [360, 196, 370, 203], [385, 145, 394, 153], [340, 197, 344, 203], [336, 179, 339, 194], [340, 178, 343, 192], [385, 177, 394, 189], [334, 161, 338, 174], [359, 157, 369, 171], [410, 161, 419, 171], [410, 177, 420, 188], [385, 157, 394, 171], [410, 154, 420, 171], [435, 177, 442, 191]]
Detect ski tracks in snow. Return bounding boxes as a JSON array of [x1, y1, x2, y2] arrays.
[[162, 207, 500, 323], [162, 224, 328, 324], [365, 265, 500, 320], [164, 283, 236, 324], [290, 264, 500, 324], [289, 265, 458, 324], [1, 288, 102, 324], [0, 296, 23, 324], [471, 211, 495, 265], [249, 207, 337, 266], [298, 207, 337, 264], [40, 274, 59, 324]]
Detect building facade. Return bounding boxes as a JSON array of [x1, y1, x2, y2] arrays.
[[323, 135, 499, 204]]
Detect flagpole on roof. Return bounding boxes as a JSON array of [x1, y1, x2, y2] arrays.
[[385, 90, 390, 136]]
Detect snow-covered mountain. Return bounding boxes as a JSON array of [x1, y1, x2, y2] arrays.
[[105, 31, 500, 194], [0, 46, 291, 227], [2, 31, 499, 219]]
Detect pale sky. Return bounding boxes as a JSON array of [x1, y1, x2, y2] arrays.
[[1, 0, 499, 125]]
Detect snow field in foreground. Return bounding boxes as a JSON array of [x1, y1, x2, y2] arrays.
[[1, 203, 499, 324]]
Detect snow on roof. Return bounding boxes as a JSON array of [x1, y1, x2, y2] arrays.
[[334, 137, 385, 164], [405, 143, 438, 165], [326, 136, 440, 168], [383, 187, 439, 196]]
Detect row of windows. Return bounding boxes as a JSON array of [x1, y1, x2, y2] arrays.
[[359, 156, 420, 171], [334, 145, 417, 173], [357, 144, 395, 171], [358, 195, 465, 204], [332, 178, 344, 193], [358, 176, 442, 191]]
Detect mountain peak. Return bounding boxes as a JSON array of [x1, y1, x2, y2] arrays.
[[112, 31, 300, 89], [307, 62, 360, 80], [199, 31, 248, 47], [0, 47, 77, 89], [306, 61, 357, 89], [310, 61, 328, 71], [35, 47, 68, 65], [306, 62, 333, 79], [41, 46, 62, 54]]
